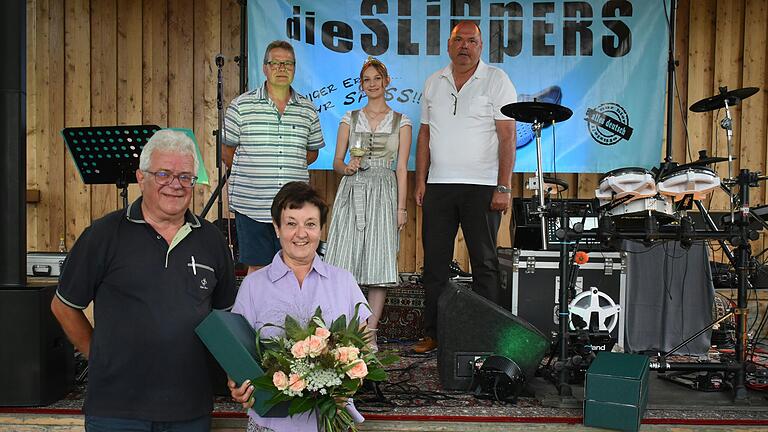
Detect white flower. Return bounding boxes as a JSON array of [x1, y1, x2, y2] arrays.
[[304, 367, 343, 392]]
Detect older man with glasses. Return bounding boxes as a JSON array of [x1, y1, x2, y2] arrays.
[[223, 40, 325, 275], [51, 129, 237, 432]]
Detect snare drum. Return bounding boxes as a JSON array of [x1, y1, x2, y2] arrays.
[[657, 166, 720, 201], [595, 167, 657, 204]]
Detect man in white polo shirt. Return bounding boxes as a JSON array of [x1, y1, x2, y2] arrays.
[[413, 21, 517, 353]]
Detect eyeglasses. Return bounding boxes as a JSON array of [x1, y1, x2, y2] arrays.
[[144, 170, 198, 188], [450, 93, 457, 115], [265, 60, 296, 70]]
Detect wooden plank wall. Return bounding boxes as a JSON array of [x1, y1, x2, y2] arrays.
[[26, 0, 243, 250], [26, 0, 768, 273]]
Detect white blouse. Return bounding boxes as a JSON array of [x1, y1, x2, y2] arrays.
[[341, 109, 412, 133]]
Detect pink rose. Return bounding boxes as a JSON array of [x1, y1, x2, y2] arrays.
[[334, 346, 360, 364], [288, 373, 306, 392], [272, 371, 289, 391], [291, 339, 310, 359], [314, 326, 331, 339], [345, 359, 368, 379], [307, 335, 328, 358]]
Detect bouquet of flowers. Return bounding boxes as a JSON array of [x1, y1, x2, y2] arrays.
[[251, 304, 397, 432]]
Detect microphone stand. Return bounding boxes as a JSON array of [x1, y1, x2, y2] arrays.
[[654, 0, 679, 183], [201, 54, 230, 225], [216, 54, 225, 229]]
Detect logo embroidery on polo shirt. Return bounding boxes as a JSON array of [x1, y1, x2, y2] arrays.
[[200, 278, 209, 290]]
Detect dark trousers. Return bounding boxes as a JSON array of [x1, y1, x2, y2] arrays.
[[421, 183, 502, 339], [85, 415, 211, 432]]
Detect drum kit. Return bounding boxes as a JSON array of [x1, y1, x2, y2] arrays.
[[501, 85, 763, 404]]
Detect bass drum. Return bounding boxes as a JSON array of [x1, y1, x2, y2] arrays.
[[657, 166, 720, 202]]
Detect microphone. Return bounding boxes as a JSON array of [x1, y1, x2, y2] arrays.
[[215, 54, 225, 68]]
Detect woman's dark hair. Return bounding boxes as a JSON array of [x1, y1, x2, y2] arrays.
[[271, 181, 329, 227]]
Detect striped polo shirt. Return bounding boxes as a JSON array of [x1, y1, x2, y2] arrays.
[[224, 83, 325, 223]]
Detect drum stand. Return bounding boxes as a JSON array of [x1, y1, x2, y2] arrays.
[[597, 172, 760, 402], [541, 205, 588, 407], [500, 101, 582, 407], [530, 121, 549, 249], [648, 82, 761, 401], [533, 120, 582, 408], [649, 169, 766, 402]]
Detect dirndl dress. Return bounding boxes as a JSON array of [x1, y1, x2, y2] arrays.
[[325, 110, 406, 285]]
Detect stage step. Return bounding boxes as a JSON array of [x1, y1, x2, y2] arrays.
[[1, 413, 764, 431]]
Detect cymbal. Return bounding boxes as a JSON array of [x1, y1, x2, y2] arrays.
[[689, 87, 759, 112], [675, 156, 734, 170], [501, 101, 573, 124]]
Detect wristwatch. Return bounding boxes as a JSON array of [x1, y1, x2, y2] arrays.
[[496, 185, 513, 194]]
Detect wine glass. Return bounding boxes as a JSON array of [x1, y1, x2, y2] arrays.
[[349, 133, 369, 171]]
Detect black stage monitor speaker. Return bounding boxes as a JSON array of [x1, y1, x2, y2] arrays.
[[437, 283, 549, 390], [0, 284, 74, 406]]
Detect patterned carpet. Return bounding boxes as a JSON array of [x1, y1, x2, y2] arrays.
[[6, 342, 768, 426], [361, 279, 426, 342], [6, 278, 768, 425]]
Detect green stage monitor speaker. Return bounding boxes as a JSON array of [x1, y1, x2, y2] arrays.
[[437, 283, 548, 390], [584, 352, 650, 432]]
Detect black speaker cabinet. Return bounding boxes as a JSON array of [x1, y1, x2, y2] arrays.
[[0, 283, 74, 406], [437, 283, 548, 390]]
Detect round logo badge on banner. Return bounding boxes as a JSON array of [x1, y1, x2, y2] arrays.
[[585, 103, 634, 146]]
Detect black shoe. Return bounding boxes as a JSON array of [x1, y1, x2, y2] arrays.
[[449, 260, 472, 278]]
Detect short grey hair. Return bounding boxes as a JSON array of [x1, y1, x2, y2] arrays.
[[262, 40, 296, 65], [139, 129, 200, 174]]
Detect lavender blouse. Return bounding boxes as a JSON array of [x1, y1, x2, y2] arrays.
[[232, 252, 371, 432]]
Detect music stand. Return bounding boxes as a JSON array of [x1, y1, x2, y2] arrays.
[[61, 125, 161, 208]]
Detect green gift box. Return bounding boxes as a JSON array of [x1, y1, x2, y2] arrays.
[[195, 310, 289, 417], [584, 352, 650, 432]]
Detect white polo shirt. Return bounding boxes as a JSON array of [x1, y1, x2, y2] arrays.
[[420, 60, 517, 185]]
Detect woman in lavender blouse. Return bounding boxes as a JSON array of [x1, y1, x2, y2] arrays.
[[227, 181, 371, 432]]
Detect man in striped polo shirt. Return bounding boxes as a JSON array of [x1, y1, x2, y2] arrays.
[[223, 40, 325, 274]]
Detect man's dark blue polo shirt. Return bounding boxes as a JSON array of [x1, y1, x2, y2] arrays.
[[57, 198, 236, 421]]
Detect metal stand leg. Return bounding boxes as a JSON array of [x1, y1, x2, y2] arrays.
[[541, 209, 582, 408], [731, 169, 753, 401], [533, 121, 548, 250]]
